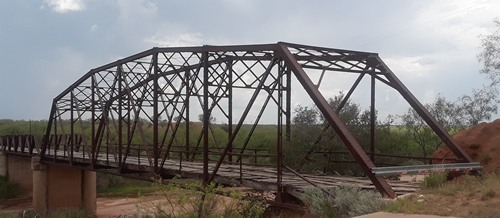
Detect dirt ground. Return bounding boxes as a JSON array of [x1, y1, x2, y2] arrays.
[[96, 197, 142, 217], [433, 119, 500, 173], [0, 196, 141, 217]]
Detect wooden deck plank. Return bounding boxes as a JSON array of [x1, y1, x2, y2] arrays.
[[38, 149, 421, 197]]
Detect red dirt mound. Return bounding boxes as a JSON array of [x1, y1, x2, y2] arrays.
[[432, 119, 500, 173]]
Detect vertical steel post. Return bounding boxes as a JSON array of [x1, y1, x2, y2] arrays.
[[185, 69, 190, 161], [118, 65, 123, 171], [53, 112, 57, 157], [126, 81, 131, 166], [70, 92, 74, 164], [202, 50, 210, 184], [91, 74, 96, 168], [285, 67, 291, 141], [277, 61, 284, 199], [227, 60, 233, 163], [152, 52, 159, 174], [370, 74, 376, 162]]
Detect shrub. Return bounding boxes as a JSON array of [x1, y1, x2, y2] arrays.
[[422, 172, 447, 189], [384, 194, 424, 213], [303, 186, 385, 218], [96, 172, 125, 192], [137, 179, 265, 217]]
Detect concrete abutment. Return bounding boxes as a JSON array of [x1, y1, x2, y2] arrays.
[[0, 152, 96, 217], [32, 157, 97, 216]]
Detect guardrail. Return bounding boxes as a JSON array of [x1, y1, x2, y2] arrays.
[[372, 162, 482, 176]]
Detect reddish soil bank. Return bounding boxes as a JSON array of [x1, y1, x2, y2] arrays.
[[432, 119, 500, 173]]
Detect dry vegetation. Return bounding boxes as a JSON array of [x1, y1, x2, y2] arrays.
[[385, 173, 500, 218]]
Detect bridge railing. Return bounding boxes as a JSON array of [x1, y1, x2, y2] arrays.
[[34, 136, 275, 178], [0, 135, 41, 155], [120, 144, 274, 167]]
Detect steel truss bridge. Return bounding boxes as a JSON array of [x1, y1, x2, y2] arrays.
[[0, 42, 480, 202]]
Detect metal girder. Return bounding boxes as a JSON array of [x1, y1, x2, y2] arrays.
[[277, 43, 395, 197], [36, 42, 476, 199]]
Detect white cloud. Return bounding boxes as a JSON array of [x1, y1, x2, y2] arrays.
[[145, 33, 205, 47], [384, 56, 433, 79], [117, 0, 158, 25], [43, 0, 86, 13]]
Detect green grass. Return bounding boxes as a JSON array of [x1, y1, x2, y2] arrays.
[[421, 172, 447, 189], [98, 179, 157, 197]]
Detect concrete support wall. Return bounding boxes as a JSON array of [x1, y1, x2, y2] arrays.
[[0, 154, 97, 216], [31, 157, 97, 217], [31, 157, 96, 216], [6, 154, 33, 192], [82, 170, 97, 216]]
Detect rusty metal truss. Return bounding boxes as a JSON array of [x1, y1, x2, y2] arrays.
[[38, 42, 474, 198]]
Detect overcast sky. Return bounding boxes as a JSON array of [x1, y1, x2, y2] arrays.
[[0, 0, 498, 121]]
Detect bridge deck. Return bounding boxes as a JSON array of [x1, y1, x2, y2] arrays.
[[36, 148, 420, 198]]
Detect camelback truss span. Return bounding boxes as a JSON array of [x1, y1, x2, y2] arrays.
[[39, 42, 477, 198]]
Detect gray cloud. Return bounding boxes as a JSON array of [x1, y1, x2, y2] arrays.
[[0, 0, 498, 120]]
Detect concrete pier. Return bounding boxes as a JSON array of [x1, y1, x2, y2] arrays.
[[0, 152, 96, 216]]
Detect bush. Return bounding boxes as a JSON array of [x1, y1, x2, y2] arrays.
[[303, 186, 385, 218], [137, 179, 265, 217], [0, 176, 20, 199], [96, 172, 125, 192], [422, 172, 447, 189]]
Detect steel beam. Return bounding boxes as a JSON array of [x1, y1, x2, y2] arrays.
[[375, 56, 473, 162], [277, 43, 395, 198]]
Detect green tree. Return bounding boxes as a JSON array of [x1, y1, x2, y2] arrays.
[[401, 94, 462, 157], [458, 87, 498, 125], [478, 18, 500, 87], [287, 92, 404, 175]]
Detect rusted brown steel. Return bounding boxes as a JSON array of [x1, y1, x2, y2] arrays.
[[370, 74, 376, 162], [276, 43, 396, 197], [207, 58, 278, 185], [297, 72, 366, 169], [374, 56, 473, 162], [19, 42, 478, 201]]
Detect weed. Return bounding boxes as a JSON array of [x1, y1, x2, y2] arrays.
[[384, 195, 424, 213], [303, 186, 385, 218], [136, 178, 265, 217], [422, 172, 447, 189], [387, 173, 500, 217]]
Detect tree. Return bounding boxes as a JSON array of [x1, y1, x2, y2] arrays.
[[401, 94, 462, 157], [287, 92, 401, 175], [458, 87, 498, 125], [461, 18, 500, 124], [197, 113, 216, 124], [478, 18, 500, 87]]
